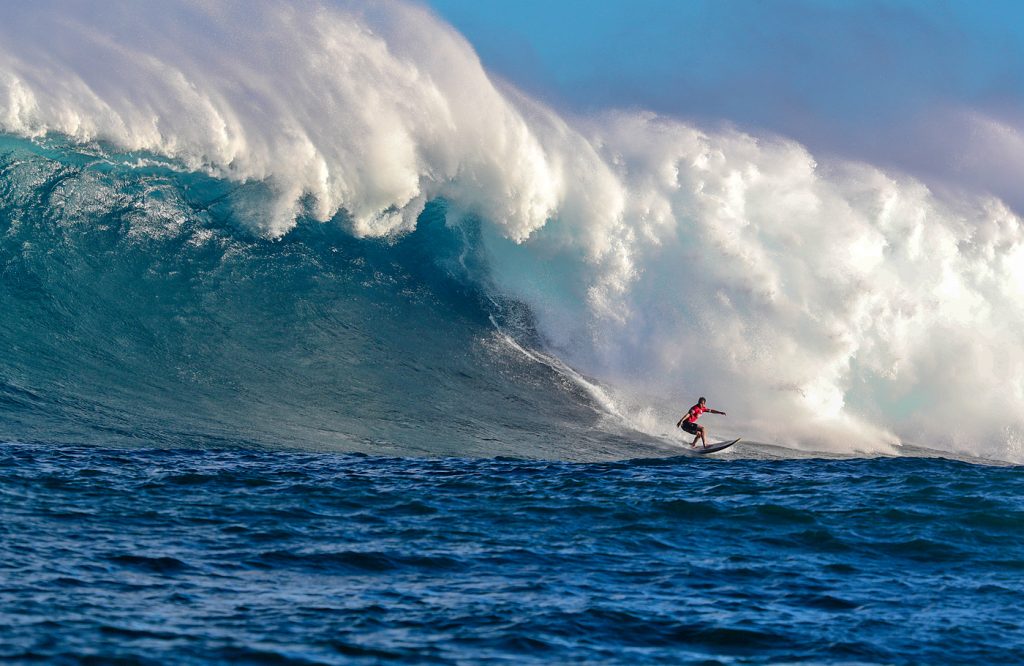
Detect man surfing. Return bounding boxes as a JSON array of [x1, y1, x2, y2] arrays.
[[676, 397, 726, 448]]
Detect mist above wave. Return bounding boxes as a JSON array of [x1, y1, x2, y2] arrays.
[[1, 0, 1022, 460]]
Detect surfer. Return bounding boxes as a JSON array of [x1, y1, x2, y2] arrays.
[[676, 397, 726, 448]]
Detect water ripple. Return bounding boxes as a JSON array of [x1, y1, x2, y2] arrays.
[[2, 443, 1024, 664]]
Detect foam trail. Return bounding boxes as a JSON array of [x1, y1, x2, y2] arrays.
[[488, 315, 629, 425], [1, 0, 1023, 460]]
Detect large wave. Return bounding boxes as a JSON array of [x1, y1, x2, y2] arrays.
[[1, 0, 1022, 460]]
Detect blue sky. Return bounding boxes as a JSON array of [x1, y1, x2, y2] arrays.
[[425, 0, 1024, 208]]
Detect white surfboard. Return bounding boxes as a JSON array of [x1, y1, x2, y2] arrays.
[[688, 438, 740, 455]]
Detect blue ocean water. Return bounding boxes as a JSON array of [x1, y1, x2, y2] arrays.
[[0, 136, 645, 461], [3, 442, 1024, 664], [2, 132, 1023, 664]]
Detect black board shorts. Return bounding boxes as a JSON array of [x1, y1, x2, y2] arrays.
[[681, 421, 701, 435]]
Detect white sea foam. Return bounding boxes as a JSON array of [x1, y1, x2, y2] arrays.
[[1, 0, 1022, 459]]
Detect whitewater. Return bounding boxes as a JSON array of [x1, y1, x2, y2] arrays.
[[2, 0, 1023, 461]]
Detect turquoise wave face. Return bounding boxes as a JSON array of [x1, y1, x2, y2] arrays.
[[0, 136, 657, 460]]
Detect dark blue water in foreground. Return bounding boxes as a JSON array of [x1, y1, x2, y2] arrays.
[[3, 443, 1023, 665]]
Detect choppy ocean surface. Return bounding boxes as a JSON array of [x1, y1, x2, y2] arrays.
[[3, 442, 1023, 665]]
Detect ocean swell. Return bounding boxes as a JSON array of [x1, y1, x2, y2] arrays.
[[0, 136, 648, 459], [1, 0, 1023, 460]]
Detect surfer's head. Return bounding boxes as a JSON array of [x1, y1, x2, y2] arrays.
[[698, 397, 706, 405]]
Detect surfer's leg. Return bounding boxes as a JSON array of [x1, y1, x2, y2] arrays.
[[698, 425, 707, 447], [683, 422, 699, 446]]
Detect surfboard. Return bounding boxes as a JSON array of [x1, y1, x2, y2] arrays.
[[688, 438, 740, 455]]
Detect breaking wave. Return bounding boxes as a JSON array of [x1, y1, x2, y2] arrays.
[[1, 0, 1022, 460]]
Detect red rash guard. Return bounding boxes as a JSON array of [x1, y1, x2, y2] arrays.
[[685, 405, 708, 423]]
